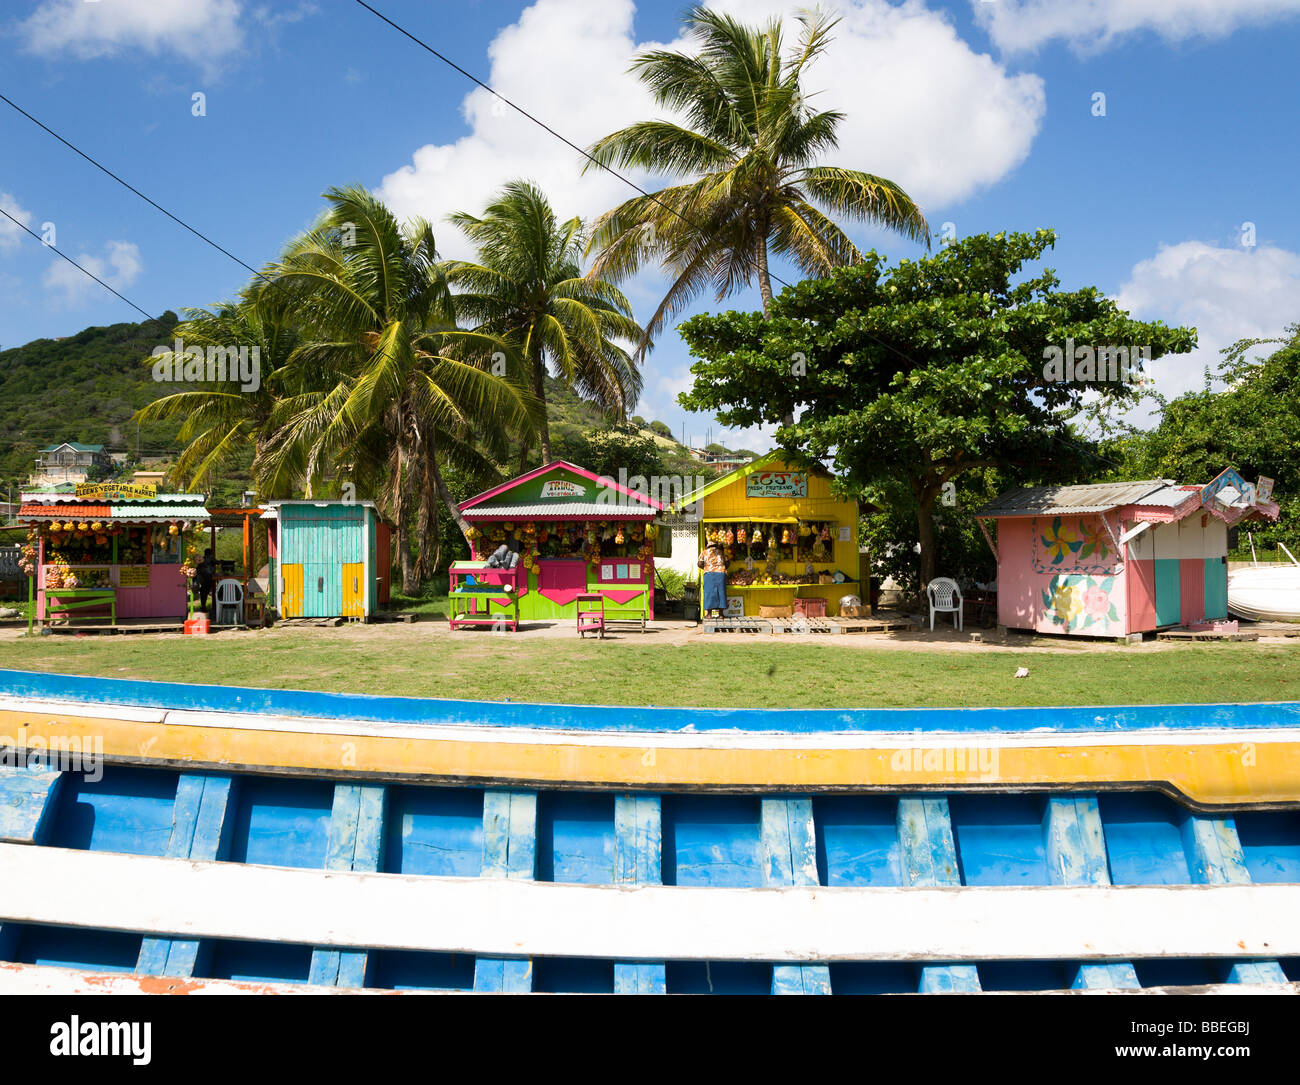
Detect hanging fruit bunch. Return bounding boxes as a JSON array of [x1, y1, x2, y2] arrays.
[[644, 523, 658, 540], [736, 526, 747, 545], [812, 537, 828, 562], [781, 527, 792, 545], [820, 523, 832, 543], [614, 524, 625, 545]]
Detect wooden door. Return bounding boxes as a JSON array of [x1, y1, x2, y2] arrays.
[[282, 563, 303, 618], [341, 562, 364, 619]]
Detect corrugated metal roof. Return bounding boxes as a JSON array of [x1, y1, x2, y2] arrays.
[[978, 480, 1173, 517], [19, 504, 111, 519], [1134, 485, 1200, 508], [110, 505, 208, 519], [462, 503, 655, 519]]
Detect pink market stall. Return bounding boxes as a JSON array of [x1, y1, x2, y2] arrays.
[[19, 483, 209, 631], [976, 470, 1279, 637]]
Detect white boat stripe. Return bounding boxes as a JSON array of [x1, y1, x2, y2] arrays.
[[2, 843, 1298, 962]]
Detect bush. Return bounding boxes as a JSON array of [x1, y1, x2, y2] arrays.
[[654, 566, 696, 600]]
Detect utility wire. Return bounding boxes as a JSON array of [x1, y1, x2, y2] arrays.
[[0, 205, 154, 320], [351, 0, 802, 294], [0, 90, 271, 286]]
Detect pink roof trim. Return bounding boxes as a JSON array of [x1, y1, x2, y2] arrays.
[[459, 460, 663, 512]]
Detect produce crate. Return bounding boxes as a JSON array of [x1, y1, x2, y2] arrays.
[[759, 604, 792, 618], [840, 604, 870, 618], [792, 597, 827, 618]]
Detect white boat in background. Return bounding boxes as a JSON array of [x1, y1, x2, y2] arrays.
[[1229, 544, 1300, 622]]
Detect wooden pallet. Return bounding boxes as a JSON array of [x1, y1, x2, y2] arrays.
[[1157, 629, 1259, 642], [702, 615, 772, 634], [702, 615, 919, 635]]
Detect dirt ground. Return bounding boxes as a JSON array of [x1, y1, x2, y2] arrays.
[[5, 611, 1294, 654]]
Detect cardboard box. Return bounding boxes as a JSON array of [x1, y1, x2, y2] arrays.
[[840, 604, 870, 618], [759, 605, 793, 618]]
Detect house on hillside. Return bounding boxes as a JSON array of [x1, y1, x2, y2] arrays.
[[33, 442, 113, 485]]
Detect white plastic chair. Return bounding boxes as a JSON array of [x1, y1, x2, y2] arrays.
[[215, 578, 244, 626], [927, 577, 963, 631]]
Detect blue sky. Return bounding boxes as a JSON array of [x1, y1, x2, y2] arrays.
[[2, 0, 1299, 452]]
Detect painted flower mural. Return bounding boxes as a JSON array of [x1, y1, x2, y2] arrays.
[[1041, 517, 1081, 564], [1077, 520, 1111, 562], [1042, 574, 1120, 634]]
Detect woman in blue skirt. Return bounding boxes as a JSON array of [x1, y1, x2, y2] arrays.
[[698, 540, 728, 618]]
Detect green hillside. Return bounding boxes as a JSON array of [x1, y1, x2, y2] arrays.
[[0, 315, 715, 500], [0, 312, 184, 487]]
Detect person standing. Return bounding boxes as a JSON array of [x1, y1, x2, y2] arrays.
[[195, 548, 217, 615], [698, 539, 727, 618]]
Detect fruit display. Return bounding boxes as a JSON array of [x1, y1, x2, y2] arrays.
[[708, 517, 841, 588]]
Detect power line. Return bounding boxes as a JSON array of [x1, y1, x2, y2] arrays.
[[351, 0, 802, 295], [0, 91, 270, 286], [0, 205, 154, 320]]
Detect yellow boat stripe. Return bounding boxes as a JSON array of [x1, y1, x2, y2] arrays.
[[3, 706, 1299, 809]]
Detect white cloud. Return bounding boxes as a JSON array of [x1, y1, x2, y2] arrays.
[[0, 192, 34, 253], [18, 0, 245, 73], [974, 0, 1300, 54], [377, 0, 1045, 262], [1115, 240, 1300, 415], [43, 240, 143, 306]]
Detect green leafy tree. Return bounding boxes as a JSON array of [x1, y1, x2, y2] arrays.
[[679, 229, 1196, 585], [553, 424, 664, 482], [133, 290, 298, 496], [584, 6, 928, 357], [1107, 324, 1300, 555], [443, 180, 643, 465], [263, 185, 537, 592]]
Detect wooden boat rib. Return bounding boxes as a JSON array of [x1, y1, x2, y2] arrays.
[[1, 669, 1298, 995]]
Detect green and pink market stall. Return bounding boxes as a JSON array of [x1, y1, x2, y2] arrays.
[[450, 461, 663, 629]]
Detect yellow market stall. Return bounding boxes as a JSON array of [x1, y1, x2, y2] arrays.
[[671, 453, 863, 619]]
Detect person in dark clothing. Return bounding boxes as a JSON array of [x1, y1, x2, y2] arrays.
[[195, 549, 217, 613]]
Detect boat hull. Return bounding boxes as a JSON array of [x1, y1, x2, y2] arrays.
[[1228, 565, 1300, 622]]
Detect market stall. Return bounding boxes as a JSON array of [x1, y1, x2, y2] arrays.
[[19, 483, 209, 630], [260, 500, 392, 621], [454, 461, 663, 627], [976, 470, 1280, 637], [670, 452, 863, 619]]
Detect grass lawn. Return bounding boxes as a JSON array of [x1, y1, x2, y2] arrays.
[[2, 629, 1299, 709]]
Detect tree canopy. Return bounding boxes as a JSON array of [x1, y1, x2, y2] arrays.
[[678, 229, 1197, 583]]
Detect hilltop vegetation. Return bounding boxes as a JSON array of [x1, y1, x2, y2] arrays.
[[0, 313, 184, 485], [0, 314, 710, 507]]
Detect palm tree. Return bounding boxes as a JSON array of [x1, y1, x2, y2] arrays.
[[261, 185, 539, 591], [584, 6, 929, 357], [443, 180, 643, 465], [132, 286, 298, 497]]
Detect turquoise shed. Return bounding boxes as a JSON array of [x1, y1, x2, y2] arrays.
[[262, 501, 391, 620]]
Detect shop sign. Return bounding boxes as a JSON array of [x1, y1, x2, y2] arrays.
[[118, 566, 150, 588], [746, 471, 807, 498], [540, 480, 586, 499], [75, 482, 158, 500]]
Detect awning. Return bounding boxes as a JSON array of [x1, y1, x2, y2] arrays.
[[463, 503, 655, 519]]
